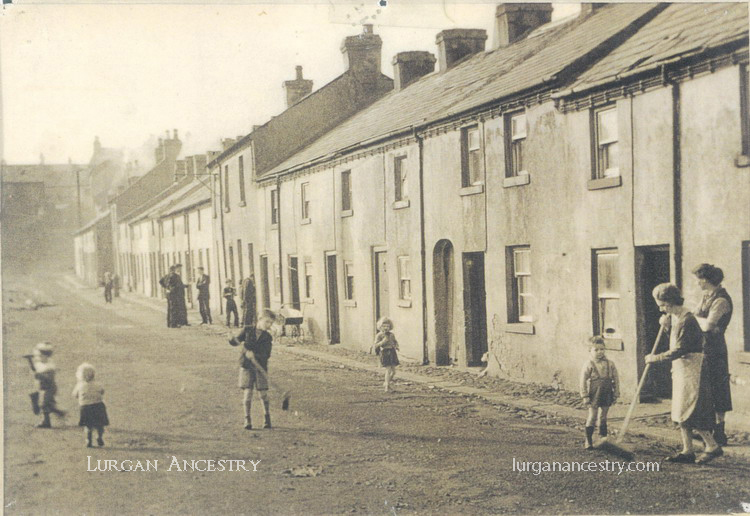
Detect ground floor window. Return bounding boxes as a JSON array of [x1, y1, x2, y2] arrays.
[[507, 246, 532, 322], [398, 255, 411, 300], [344, 261, 355, 300], [593, 248, 621, 338]]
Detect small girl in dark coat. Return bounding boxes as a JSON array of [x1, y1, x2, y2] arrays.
[[72, 363, 109, 447], [374, 317, 400, 392], [579, 336, 620, 449]]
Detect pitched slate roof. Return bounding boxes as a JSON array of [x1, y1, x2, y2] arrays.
[[158, 183, 210, 218], [130, 179, 199, 224], [266, 3, 662, 177], [73, 210, 111, 236], [130, 180, 209, 223], [559, 3, 749, 96]]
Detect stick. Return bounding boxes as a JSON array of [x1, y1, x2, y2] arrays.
[[244, 353, 291, 411], [617, 325, 665, 442], [594, 325, 665, 461]]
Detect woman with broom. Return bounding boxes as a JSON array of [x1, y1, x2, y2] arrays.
[[646, 283, 722, 464]]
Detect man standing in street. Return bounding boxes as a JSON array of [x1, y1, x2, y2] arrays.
[[240, 274, 257, 327], [195, 266, 212, 325]]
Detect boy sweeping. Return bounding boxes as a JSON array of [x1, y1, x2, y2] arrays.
[[229, 310, 277, 430]]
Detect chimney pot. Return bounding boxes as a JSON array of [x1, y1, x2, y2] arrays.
[[494, 3, 553, 48], [341, 26, 383, 78], [435, 29, 487, 72], [363, 24, 373, 34], [579, 3, 607, 17], [173, 128, 179, 140], [392, 51, 436, 90], [283, 65, 314, 108]]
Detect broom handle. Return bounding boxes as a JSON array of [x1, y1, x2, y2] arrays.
[[245, 352, 285, 394], [617, 325, 665, 442]]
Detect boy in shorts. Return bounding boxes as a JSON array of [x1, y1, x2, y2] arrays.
[[230, 310, 277, 430]]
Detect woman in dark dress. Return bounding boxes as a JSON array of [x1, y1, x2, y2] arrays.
[[692, 263, 733, 446], [166, 264, 189, 328], [646, 283, 722, 464]]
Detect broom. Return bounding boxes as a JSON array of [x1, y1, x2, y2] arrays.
[[244, 352, 291, 411], [594, 325, 665, 461]]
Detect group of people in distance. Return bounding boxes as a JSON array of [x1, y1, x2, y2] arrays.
[[580, 263, 734, 465], [155, 264, 257, 329]]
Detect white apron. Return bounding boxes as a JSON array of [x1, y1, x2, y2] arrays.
[[670, 323, 704, 423]]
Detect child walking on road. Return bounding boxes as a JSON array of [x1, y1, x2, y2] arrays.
[[374, 317, 399, 392], [72, 363, 109, 447], [230, 310, 277, 430], [223, 280, 239, 327], [580, 336, 620, 449], [24, 342, 66, 428]]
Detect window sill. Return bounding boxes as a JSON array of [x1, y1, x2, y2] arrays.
[[736, 351, 750, 365], [342, 299, 357, 307], [503, 174, 530, 188], [301, 217, 311, 225], [505, 322, 535, 335], [223, 207, 231, 213], [341, 209, 354, 218], [303, 297, 314, 305], [397, 299, 412, 308], [735, 153, 750, 168], [270, 223, 278, 230], [238, 201, 246, 208], [587, 176, 622, 190], [460, 184, 484, 196], [393, 199, 410, 210], [603, 338, 624, 351]]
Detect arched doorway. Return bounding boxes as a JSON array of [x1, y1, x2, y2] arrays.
[[433, 239, 454, 365]]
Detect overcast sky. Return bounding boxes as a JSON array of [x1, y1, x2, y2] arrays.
[[0, 2, 579, 166]]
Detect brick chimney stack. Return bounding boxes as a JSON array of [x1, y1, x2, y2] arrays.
[[284, 66, 314, 108], [93, 136, 102, 155], [436, 29, 487, 72], [392, 51, 436, 90], [579, 3, 607, 17], [341, 24, 383, 79], [494, 3, 553, 48]]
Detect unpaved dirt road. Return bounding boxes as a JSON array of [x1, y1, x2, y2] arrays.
[[4, 270, 750, 515]]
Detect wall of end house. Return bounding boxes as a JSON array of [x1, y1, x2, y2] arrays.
[[680, 66, 750, 416]]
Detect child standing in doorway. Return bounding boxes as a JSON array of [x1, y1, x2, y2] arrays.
[[374, 317, 399, 392], [579, 336, 620, 449], [72, 363, 109, 447]]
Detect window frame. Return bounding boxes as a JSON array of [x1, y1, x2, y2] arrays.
[[341, 170, 352, 214], [301, 182, 310, 221], [592, 105, 619, 179], [344, 260, 355, 300], [223, 164, 231, 211], [592, 248, 622, 340], [461, 125, 484, 187], [270, 187, 279, 226], [505, 111, 527, 178], [394, 155, 408, 202], [507, 246, 532, 323], [238, 155, 246, 204], [304, 260, 313, 299], [397, 255, 412, 301]]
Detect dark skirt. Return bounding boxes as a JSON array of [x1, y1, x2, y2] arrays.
[[704, 343, 733, 413], [79, 402, 109, 428], [380, 348, 399, 367]]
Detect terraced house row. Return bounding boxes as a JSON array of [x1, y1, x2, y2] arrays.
[[74, 3, 750, 419]]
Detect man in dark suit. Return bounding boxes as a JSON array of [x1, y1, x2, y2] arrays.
[[195, 267, 212, 325]]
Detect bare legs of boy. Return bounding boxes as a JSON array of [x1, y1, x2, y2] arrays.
[[243, 388, 272, 429], [584, 406, 609, 449]]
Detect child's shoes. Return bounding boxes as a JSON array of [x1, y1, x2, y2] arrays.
[[263, 414, 272, 429], [97, 437, 105, 447]]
